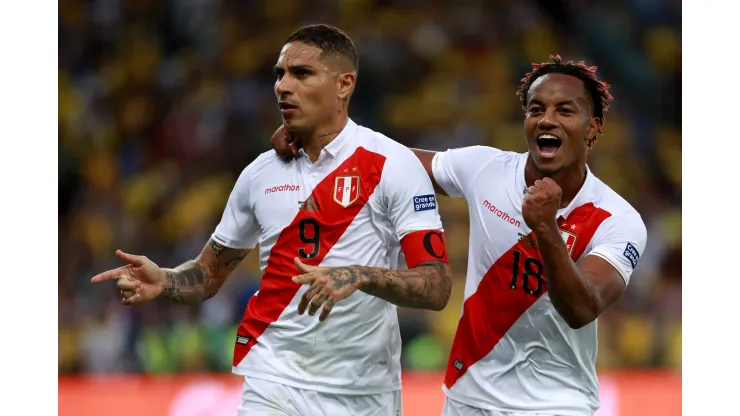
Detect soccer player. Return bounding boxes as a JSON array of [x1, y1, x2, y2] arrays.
[[273, 56, 648, 416], [91, 24, 452, 416]]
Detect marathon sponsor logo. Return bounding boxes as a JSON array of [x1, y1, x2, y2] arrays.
[[482, 200, 521, 228], [413, 194, 437, 212], [265, 184, 300, 194]]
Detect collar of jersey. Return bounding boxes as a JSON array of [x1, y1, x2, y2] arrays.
[[299, 118, 358, 160]]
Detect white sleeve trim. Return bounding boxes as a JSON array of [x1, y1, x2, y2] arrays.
[[585, 251, 629, 286], [211, 232, 257, 250]]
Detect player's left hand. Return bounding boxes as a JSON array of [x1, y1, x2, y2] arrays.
[[292, 257, 363, 322], [522, 177, 562, 231]]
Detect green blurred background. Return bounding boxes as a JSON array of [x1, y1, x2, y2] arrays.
[[58, 0, 681, 375]]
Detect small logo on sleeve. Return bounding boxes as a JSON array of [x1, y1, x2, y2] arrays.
[[623, 243, 640, 269], [236, 335, 251, 345], [453, 359, 464, 371], [413, 194, 437, 212]]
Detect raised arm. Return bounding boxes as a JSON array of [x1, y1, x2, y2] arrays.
[[523, 178, 647, 328]]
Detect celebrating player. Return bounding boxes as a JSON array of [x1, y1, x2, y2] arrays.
[[273, 56, 648, 416], [92, 24, 452, 416]]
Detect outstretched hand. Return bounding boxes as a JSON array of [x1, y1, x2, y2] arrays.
[[90, 250, 166, 305], [271, 125, 301, 160], [291, 257, 365, 322]]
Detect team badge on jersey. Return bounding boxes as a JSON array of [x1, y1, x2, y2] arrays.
[[334, 175, 360, 207], [560, 230, 577, 255]]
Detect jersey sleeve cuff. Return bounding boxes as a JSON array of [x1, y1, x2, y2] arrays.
[[211, 232, 257, 250], [586, 251, 630, 286]]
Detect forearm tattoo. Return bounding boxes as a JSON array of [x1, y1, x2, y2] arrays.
[[161, 239, 249, 304], [357, 261, 452, 310]]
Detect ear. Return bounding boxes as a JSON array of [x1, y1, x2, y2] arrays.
[[585, 117, 601, 151], [337, 71, 356, 102]]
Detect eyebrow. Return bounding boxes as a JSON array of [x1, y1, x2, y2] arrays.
[[528, 99, 578, 107], [274, 64, 314, 73]]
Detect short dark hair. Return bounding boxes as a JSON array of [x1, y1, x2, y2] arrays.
[[517, 55, 613, 139], [284, 24, 359, 73]]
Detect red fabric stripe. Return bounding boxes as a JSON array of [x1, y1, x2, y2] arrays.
[[443, 202, 611, 388], [233, 147, 387, 366]]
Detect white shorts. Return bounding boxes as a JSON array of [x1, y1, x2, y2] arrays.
[[238, 376, 402, 416], [442, 397, 567, 416]]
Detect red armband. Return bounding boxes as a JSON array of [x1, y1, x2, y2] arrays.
[[400, 230, 449, 268]]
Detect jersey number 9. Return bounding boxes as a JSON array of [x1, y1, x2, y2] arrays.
[[298, 218, 321, 259]]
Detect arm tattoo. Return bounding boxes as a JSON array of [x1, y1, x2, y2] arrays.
[[161, 239, 250, 305], [354, 261, 452, 311]]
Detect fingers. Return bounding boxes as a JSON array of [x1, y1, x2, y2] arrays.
[[90, 266, 129, 283], [297, 282, 323, 315], [115, 250, 145, 267], [318, 299, 336, 322], [117, 277, 139, 291], [293, 257, 319, 275], [290, 141, 300, 157], [306, 287, 332, 317], [122, 293, 145, 306]]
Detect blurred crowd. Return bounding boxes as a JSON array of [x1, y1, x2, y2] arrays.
[[59, 0, 681, 374]]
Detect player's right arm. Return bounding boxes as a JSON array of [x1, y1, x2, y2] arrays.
[[91, 162, 261, 306]]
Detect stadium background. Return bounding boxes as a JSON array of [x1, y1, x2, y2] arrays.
[[58, 0, 681, 414]]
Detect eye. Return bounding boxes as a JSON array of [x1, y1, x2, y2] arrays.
[[528, 107, 542, 115], [559, 107, 575, 115]]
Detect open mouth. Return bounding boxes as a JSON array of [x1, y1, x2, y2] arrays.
[[279, 102, 298, 109], [536, 134, 562, 158]]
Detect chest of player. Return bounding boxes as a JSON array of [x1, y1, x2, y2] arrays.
[[252, 153, 388, 256], [468, 183, 602, 280]]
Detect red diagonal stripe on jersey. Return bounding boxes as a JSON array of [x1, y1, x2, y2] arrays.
[[444, 202, 611, 388], [233, 147, 387, 366]]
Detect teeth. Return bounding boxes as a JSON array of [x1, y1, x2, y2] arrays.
[[538, 134, 559, 140]]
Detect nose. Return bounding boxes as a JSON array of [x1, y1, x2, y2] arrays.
[[537, 108, 558, 130], [275, 75, 293, 98]]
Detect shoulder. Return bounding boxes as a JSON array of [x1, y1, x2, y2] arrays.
[[232, 150, 293, 193], [590, 176, 647, 238], [355, 125, 416, 161]]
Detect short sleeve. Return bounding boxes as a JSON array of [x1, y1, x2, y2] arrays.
[[381, 148, 444, 240], [212, 166, 260, 249], [586, 213, 648, 285], [431, 146, 502, 198]]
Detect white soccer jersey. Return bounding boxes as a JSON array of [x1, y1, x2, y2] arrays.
[[432, 146, 647, 415], [212, 119, 444, 395]]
